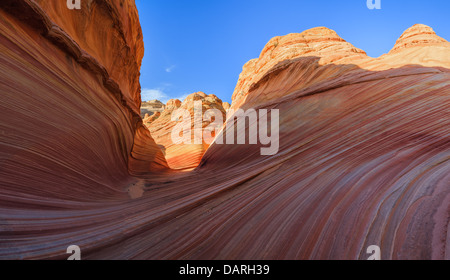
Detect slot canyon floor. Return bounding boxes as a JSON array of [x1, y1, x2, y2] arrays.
[[0, 1, 449, 260]]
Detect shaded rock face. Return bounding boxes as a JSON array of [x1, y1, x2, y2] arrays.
[[0, 0, 448, 260], [0, 0, 168, 204], [146, 92, 226, 170]]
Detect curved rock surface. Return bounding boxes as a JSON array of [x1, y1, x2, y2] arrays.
[[0, 1, 448, 260], [231, 26, 368, 110], [146, 92, 226, 170], [0, 0, 168, 202], [35, 0, 145, 109], [231, 25, 450, 110]]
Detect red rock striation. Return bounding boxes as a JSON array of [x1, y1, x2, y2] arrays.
[[0, 0, 168, 203], [0, 1, 448, 260]]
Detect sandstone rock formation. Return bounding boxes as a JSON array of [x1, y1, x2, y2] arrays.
[[231, 25, 450, 110], [141, 99, 165, 118], [222, 102, 231, 111], [146, 92, 226, 170], [231, 27, 368, 110], [389, 24, 450, 54], [143, 111, 161, 126], [0, 0, 448, 260], [0, 0, 168, 201]]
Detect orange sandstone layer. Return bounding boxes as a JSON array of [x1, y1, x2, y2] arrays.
[[145, 92, 226, 170], [231, 25, 450, 110], [0, 0, 448, 260]]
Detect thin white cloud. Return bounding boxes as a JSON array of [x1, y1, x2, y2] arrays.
[[141, 88, 189, 104], [165, 65, 176, 73], [141, 88, 169, 103]]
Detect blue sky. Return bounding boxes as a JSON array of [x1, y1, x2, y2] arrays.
[[136, 0, 450, 104]]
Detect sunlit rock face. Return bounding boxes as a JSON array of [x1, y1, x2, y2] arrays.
[[146, 92, 226, 170], [0, 0, 448, 260], [34, 0, 145, 109], [222, 102, 231, 111], [231, 25, 450, 110], [141, 100, 165, 118], [389, 24, 449, 53], [230, 27, 368, 110]]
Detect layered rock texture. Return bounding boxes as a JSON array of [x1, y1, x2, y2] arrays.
[[0, 1, 168, 204], [231, 25, 450, 110], [141, 99, 165, 118], [0, 0, 448, 260], [145, 92, 226, 169]]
